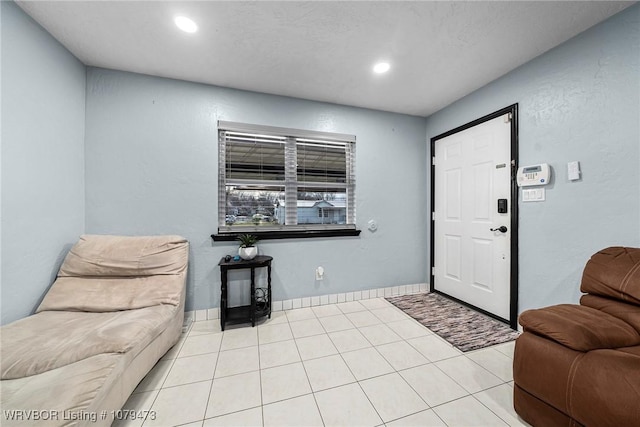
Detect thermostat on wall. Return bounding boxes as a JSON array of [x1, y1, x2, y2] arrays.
[[517, 163, 551, 187]]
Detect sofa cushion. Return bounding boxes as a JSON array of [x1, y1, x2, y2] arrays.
[[58, 235, 188, 277], [1, 306, 176, 379], [580, 294, 640, 333], [519, 304, 640, 351], [37, 274, 184, 313], [617, 345, 640, 357], [1, 354, 120, 426], [581, 246, 640, 305]]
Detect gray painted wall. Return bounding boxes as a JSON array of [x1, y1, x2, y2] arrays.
[[3, 0, 637, 322], [84, 68, 428, 311], [1, 1, 86, 324], [425, 4, 640, 313]]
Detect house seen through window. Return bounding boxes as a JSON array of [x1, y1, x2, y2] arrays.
[[217, 121, 356, 234]]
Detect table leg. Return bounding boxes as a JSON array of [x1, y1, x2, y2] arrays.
[[267, 262, 272, 319], [250, 267, 256, 327], [220, 268, 227, 331]]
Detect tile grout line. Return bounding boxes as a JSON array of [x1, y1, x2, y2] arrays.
[[366, 299, 514, 424], [323, 304, 386, 426], [465, 347, 514, 382], [355, 308, 437, 421], [199, 323, 222, 426], [148, 297, 519, 427], [471, 386, 523, 427], [256, 323, 266, 427], [433, 392, 512, 427], [326, 300, 420, 426], [435, 344, 508, 383], [139, 328, 192, 427], [415, 343, 515, 425], [289, 309, 327, 427]]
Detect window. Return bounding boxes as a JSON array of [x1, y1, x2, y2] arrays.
[[217, 121, 356, 236]]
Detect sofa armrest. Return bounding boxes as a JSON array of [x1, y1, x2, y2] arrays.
[[519, 304, 640, 352]]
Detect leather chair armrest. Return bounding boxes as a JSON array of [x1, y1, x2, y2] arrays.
[[519, 304, 640, 352]]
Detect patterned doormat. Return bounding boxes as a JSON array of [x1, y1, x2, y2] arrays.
[[386, 292, 520, 352]]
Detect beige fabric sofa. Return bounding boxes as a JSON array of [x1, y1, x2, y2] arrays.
[[1, 235, 189, 427]]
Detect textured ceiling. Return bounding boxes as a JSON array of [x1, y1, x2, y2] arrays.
[[16, 1, 635, 116]]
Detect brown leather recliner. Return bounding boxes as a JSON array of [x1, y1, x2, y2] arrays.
[[513, 247, 640, 427]]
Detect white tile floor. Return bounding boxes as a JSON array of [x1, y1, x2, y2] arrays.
[[116, 297, 531, 427]]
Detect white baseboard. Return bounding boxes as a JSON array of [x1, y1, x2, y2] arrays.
[[186, 282, 429, 323]]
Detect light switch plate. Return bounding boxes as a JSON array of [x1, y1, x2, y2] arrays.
[[523, 188, 545, 202], [568, 161, 581, 181]]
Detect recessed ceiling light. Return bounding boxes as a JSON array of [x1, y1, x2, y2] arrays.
[[174, 16, 198, 33], [373, 62, 390, 74]]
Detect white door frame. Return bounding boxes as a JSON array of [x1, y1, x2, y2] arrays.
[[430, 104, 519, 329]]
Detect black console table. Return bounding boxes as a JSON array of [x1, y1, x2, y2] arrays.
[[218, 255, 272, 331]]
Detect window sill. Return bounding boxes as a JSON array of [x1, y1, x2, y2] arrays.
[[211, 228, 361, 242]]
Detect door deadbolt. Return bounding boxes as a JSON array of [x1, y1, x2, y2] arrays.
[[497, 199, 508, 213]]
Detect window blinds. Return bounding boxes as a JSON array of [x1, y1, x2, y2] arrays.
[[218, 121, 356, 232]]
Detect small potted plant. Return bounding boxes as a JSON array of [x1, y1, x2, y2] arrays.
[[237, 234, 258, 260]]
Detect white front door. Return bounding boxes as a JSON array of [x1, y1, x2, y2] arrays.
[[433, 113, 512, 320]]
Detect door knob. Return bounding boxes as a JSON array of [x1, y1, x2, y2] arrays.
[[490, 226, 508, 233]]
